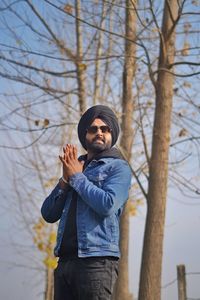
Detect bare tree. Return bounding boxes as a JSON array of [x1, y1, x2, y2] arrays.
[[114, 1, 137, 300], [138, 1, 180, 299], [75, 0, 87, 113]]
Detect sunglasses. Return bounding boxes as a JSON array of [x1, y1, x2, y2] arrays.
[[86, 125, 112, 134]]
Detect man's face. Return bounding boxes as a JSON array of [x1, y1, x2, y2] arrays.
[[85, 118, 112, 153]]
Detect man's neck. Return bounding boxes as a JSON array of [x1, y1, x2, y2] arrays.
[[87, 152, 95, 161], [86, 148, 112, 161]]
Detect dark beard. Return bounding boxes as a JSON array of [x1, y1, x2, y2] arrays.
[[85, 137, 111, 153]]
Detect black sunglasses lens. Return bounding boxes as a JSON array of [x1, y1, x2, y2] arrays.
[[87, 126, 98, 134], [87, 126, 111, 134], [101, 126, 110, 133]]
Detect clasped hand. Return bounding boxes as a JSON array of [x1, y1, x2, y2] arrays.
[[59, 144, 83, 181]]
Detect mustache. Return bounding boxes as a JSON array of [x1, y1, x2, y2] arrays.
[[92, 137, 105, 143]]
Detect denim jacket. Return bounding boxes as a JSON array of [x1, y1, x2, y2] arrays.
[[41, 157, 132, 258]]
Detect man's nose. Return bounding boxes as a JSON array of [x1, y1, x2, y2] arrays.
[[96, 128, 103, 135]]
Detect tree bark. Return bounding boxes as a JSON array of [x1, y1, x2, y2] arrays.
[[114, 1, 137, 300], [138, 1, 179, 300], [45, 268, 54, 300], [75, 0, 87, 114], [93, 1, 106, 105]]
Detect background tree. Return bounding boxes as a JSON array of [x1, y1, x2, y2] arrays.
[[114, 1, 137, 299], [138, 1, 179, 299]]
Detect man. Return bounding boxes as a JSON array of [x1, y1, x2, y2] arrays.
[[41, 105, 132, 300]]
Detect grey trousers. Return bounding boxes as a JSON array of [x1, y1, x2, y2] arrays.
[[54, 257, 118, 300]]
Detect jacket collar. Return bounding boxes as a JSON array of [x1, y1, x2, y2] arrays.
[[79, 147, 124, 169]]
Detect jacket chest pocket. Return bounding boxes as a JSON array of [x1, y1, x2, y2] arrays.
[[86, 173, 108, 188]]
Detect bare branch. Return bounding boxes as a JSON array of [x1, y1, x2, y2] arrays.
[[26, 0, 76, 62], [170, 135, 200, 147], [0, 128, 47, 149], [0, 55, 77, 77], [153, 67, 200, 77]]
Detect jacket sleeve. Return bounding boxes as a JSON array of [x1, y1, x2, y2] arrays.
[[69, 160, 132, 217], [41, 183, 70, 223]]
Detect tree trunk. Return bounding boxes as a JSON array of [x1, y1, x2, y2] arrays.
[[45, 268, 54, 300], [114, 1, 137, 300], [75, 0, 87, 114], [138, 1, 179, 300], [93, 1, 106, 105]]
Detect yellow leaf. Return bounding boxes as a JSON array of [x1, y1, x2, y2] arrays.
[[181, 42, 190, 56], [44, 177, 57, 188], [37, 242, 45, 251], [147, 100, 153, 106], [43, 119, 50, 127], [183, 81, 191, 88], [33, 218, 45, 232], [178, 128, 188, 137], [33, 237, 38, 245], [128, 199, 144, 216], [128, 201, 137, 216], [45, 246, 53, 256], [78, 63, 87, 71], [16, 39, 22, 46], [49, 232, 57, 244], [43, 257, 58, 269], [152, 27, 158, 33], [64, 4, 73, 14], [33, 223, 42, 232], [136, 199, 144, 206]]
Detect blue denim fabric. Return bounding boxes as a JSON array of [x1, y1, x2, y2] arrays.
[[41, 158, 132, 258]]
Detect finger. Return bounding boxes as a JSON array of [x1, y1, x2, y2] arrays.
[[73, 145, 77, 160], [63, 150, 69, 163], [65, 154, 69, 164], [64, 144, 70, 159], [61, 148, 66, 160], [66, 143, 70, 150], [64, 144, 70, 152], [59, 155, 64, 163], [68, 144, 73, 160], [59, 155, 69, 167]]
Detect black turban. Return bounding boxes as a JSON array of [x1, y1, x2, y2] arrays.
[[78, 105, 120, 150]]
